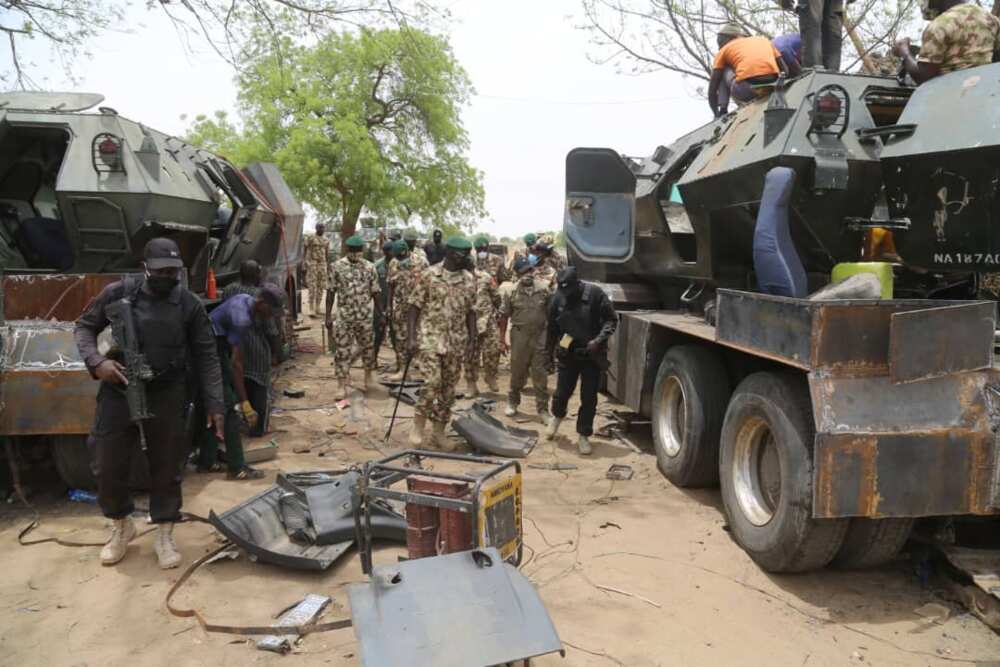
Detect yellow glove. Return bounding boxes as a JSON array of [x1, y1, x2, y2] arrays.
[[239, 400, 258, 423]]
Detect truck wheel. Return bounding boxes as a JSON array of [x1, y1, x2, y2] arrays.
[[719, 372, 848, 573], [652, 345, 730, 487], [831, 518, 914, 569], [51, 435, 151, 491]]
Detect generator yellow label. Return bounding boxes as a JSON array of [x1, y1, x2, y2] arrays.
[[478, 473, 522, 561]]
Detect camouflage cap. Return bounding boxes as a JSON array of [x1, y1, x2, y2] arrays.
[[523, 232, 537, 245], [392, 239, 408, 254], [474, 234, 490, 248], [446, 236, 473, 250], [345, 235, 365, 249]]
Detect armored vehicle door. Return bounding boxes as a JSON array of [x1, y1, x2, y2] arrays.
[[565, 148, 636, 263]]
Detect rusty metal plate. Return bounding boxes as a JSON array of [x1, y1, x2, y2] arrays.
[[809, 371, 989, 435], [889, 302, 995, 384], [0, 369, 97, 434], [813, 431, 997, 518], [2, 273, 120, 321], [716, 290, 813, 368]]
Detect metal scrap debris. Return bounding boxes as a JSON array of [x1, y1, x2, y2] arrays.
[[451, 402, 538, 458], [257, 594, 332, 654], [606, 464, 634, 481]]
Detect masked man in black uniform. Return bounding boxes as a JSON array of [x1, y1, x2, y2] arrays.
[[75, 238, 225, 569]]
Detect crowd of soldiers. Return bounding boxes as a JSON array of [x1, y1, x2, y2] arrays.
[[301, 228, 603, 453]]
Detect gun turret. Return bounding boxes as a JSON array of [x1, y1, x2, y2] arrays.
[[105, 298, 154, 449]]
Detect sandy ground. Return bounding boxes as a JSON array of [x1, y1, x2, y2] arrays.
[[3, 311, 1000, 666]]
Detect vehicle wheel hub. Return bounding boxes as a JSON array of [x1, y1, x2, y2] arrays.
[[732, 416, 781, 526], [658, 376, 687, 458]]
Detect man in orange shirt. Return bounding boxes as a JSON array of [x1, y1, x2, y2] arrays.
[[709, 24, 790, 118]]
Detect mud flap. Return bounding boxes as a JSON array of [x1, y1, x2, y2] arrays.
[[564, 147, 636, 262]]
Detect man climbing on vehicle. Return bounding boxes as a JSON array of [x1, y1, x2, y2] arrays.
[[709, 23, 790, 118], [779, 0, 856, 72]]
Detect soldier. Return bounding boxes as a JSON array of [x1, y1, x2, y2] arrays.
[[779, 0, 857, 72], [424, 229, 446, 265], [465, 260, 502, 396], [893, 0, 1000, 85], [475, 234, 508, 285], [303, 223, 331, 319], [499, 256, 554, 419], [407, 236, 477, 450], [544, 268, 618, 455], [374, 241, 394, 364], [509, 232, 537, 274], [532, 239, 559, 287], [74, 237, 225, 569], [405, 229, 430, 269], [388, 239, 423, 378], [538, 235, 568, 275], [326, 235, 382, 396]]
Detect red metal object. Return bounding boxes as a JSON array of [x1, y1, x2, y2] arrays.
[[405, 476, 473, 559], [3, 274, 119, 321]]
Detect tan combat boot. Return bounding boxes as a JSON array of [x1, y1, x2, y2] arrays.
[[154, 523, 182, 569], [363, 369, 373, 391], [486, 378, 499, 393], [100, 516, 137, 566], [432, 420, 456, 452], [544, 416, 562, 441], [410, 413, 427, 446], [577, 435, 593, 456]]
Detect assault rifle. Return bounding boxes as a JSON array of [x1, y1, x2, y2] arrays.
[[106, 297, 154, 450]]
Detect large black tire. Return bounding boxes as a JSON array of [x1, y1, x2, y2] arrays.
[[652, 345, 730, 488], [51, 435, 151, 491], [831, 518, 914, 569], [719, 372, 848, 573]]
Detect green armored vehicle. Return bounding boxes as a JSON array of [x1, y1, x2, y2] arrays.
[[0, 91, 304, 488], [567, 65, 1000, 592]]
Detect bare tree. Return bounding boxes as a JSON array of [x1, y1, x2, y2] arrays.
[[0, 0, 447, 90], [577, 0, 917, 86]]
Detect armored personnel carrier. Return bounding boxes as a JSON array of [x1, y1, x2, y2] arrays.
[[0, 91, 304, 488], [566, 64, 1000, 595]]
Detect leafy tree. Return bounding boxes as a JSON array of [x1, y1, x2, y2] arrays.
[[577, 0, 924, 84], [185, 28, 485, 244], [1, 0, 444, 89]]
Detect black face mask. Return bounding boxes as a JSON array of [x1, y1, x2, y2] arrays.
[[147, 275, 178, 297]]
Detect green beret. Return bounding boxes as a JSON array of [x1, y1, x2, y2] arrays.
[[392, 240, 408, 254], [403, 229, 419, 241], [446, 235, 473, 250], [474, 234, 489, 248], [345, 235, 365, 248], [524, 232, 537, 245]]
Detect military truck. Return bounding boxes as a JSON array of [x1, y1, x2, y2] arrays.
[[566, 65, 1000, 581], [0, 91, 304, 489]]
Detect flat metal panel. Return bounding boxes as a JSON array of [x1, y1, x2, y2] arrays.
[[813, 431, 997, 518], [809, 371, 989, 434], [889, 302, 995, 384], [0, 370, 97, 434], [716, 290, 813, 368], [3, 273, 120, 320]]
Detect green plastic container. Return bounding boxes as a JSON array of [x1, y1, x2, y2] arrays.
[[831, 262, 893, 299]]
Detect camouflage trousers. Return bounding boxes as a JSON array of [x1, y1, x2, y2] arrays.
[[416, 350, 462, 424], [465, 323, 500, 382], [508, 324, 549, 412], [305, 262, 328, 314], [391, 309, 415, 373], [333, 317, 376, 379]]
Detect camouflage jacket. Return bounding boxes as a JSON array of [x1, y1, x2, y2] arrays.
[[477, 252, 508, 285], [920, 4, 1000, 74], [411, 263, 475, 355], [472, 270, 501, 334], [410, 245, 430, 269], [304, 234, 330, 265], [388, 257, 423, 313], [329, 256, 380, 321]]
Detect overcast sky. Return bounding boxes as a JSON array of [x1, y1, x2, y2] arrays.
[[23, 0, 708, 239]]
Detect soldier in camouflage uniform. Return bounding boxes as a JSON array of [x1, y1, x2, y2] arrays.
[[326, 235, 382, 396], [388, 239, 423, 377], [532, 239, 559, 288], [404, 229, 430, 269], [475, 234, 508, 285], [465, 262, 502, 396], [500, 256, 554, 418], [537, 235, 567, 274], [303, 224, 331, 318], [407, 237, 477, 450]]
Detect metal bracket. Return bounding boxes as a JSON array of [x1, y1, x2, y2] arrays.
[[813, 146, 850, 191]]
